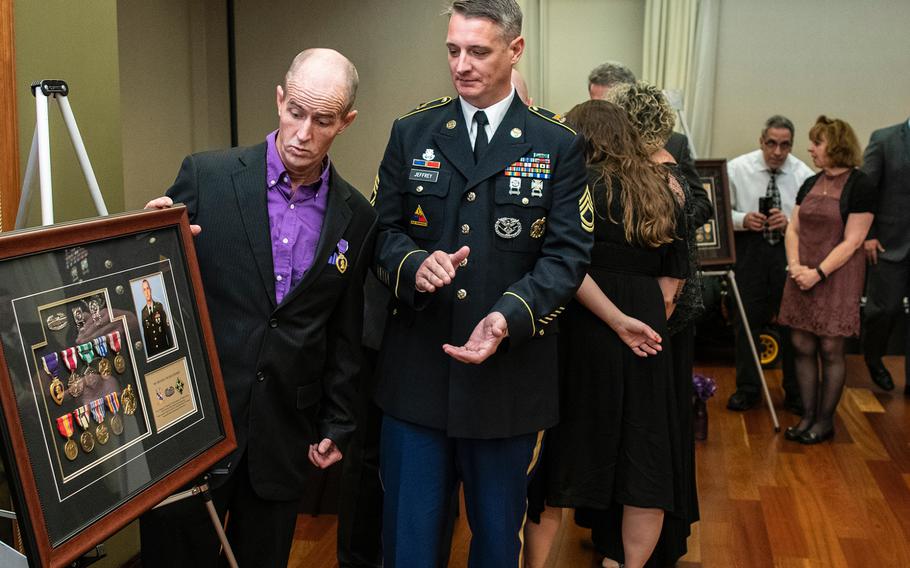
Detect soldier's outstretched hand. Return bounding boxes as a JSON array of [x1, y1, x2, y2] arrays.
[[415, 246, 470, 293], [443, 311, 508, 364]]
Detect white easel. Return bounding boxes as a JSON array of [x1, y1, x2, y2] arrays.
[[15, 80, 108, 228], [9, 80, 239, 566], [665, 89, 781, 432]]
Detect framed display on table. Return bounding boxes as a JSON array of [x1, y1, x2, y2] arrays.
[[694, 159, 737, 267], [0, 207, 235, 567]]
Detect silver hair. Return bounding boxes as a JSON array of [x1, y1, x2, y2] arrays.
[[588, 61, 636, 89], [762, 115, 795, 139], [445, 0, 523, 42]]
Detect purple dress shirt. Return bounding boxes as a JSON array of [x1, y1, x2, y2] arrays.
[[265, 130, 330, 304]]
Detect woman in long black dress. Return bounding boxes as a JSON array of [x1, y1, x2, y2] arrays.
[[524, 100, 687, 568]]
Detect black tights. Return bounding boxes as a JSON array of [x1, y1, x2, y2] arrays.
[[790, 329, 846, 436]]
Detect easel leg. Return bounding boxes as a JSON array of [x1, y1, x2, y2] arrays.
[[153, 482, 239, 568], [200, 486, 239, 568], [726, 270, 781, 431]]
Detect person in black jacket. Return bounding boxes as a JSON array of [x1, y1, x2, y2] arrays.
[[140, 48, 377, 567], [860, 118, 910, 395], [587, 61, 713, 227]]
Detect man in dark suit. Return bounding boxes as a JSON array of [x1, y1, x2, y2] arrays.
[[861, 118, 910, 396], [372, 1, 592, 565], [140, 48, 377, 567], [587, 61, 712, 227]]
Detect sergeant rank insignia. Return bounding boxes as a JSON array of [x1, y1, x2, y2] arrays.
[[411, 205, 429, 227], [579, 185, 595, 233]]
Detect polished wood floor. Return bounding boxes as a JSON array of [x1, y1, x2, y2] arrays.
[[288, 355, 910, 567]]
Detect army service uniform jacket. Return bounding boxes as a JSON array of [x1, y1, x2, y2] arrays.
[[372, 94, 593, 439], [141, 301, 173, 357]]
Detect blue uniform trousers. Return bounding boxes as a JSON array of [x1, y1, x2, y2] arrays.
[[380, 415, 543, 568]]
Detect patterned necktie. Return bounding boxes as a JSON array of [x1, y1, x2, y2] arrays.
[[473, 111, 489, 164], [764, 169, 781, 245]]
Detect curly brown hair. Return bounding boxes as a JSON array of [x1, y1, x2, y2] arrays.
[[808, 115, 862, 168], [565, 100, 677, 248], [604, 81, 675, 154]]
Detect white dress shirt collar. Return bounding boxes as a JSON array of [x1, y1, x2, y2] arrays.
[[460, 89, 516, 148]]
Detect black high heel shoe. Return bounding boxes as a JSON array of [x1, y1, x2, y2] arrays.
[[784, 425, 810, 441], [798, 428, 835, 445]]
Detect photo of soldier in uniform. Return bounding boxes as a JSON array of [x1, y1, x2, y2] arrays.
[[130, 274, 177, 360]]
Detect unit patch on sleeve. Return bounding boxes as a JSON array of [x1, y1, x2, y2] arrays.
[[411, 205, 429, 227]]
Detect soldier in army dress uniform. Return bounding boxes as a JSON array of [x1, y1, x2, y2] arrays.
[[371, 1, 593, 565], [139, 278, 173, 357]]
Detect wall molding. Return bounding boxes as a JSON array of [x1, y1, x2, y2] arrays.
[[0, 0, 19, 231]]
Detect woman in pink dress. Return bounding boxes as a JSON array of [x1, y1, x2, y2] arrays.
[[778, 116, 875, 444]]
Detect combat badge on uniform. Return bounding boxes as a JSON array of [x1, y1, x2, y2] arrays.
[[495, 217, 522, 239]]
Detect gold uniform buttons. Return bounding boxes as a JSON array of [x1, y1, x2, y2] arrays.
[[416, 185, 424, 193], [456, 289, 467, 300], [461, 224, 471, 234], [466, 191, 476, 202], [521, 197, 529, 205], [459, 258, 468, 267]]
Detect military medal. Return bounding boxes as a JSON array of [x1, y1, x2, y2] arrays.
[[335, 239, 349, 274], [73, 406, 95, 453], [108, 331, 126, 374], [93, 335, 112, 378], [72, 305, 86, 330], [78, 342, 100, 388], [121, 385, 138, 415], [42, 352, 66, 405], [105, 391, 123, 435], [89, 399, 109, 445], [62, 347, 84, 398], [56, 413, 79, 461], [87, 298, 103, 324]]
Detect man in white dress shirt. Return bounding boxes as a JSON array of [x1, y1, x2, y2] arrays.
[[726, 115, 815, 412]]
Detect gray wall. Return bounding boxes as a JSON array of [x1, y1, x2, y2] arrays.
[[233, 0, 453, 194], [118, 0, 229, 210], [15, 0, 123, 225], [711, 0, 910, 164]]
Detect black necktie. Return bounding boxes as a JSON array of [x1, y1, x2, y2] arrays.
[[764, 169, 781, 245], [473, 111, 489, 164]]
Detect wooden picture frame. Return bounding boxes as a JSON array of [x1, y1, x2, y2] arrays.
[[694, 159, 737, 267], [0, 207, 235, 567]]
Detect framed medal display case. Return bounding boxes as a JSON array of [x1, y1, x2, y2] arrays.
[[0, 207, 235, 567], [694, 159, 737, 267]]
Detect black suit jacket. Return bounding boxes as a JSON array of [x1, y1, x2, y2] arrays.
[[862, 120, 910, 262], [372, 95, 593, 439], [167, 143, 377, 500], [665, 132, 713, 227]]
